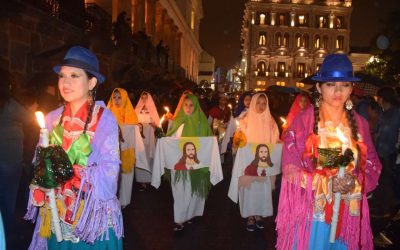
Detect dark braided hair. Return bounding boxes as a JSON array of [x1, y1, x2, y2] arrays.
[[83, 71, 98, 134], [345, 108, 359, 141]]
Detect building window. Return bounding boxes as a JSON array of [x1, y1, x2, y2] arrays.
[[296, 34, 301, 47], [298, 15, 306, 26], [277, 62, 286, 77], [316, 64, 321, 73], [336, 16, 344, 28], [283, 33, 290, 47], [257, 80, 266, 86], [259, 32, 267, 46], [276, 33, 282, 46], [322, 36, 329, 49], [336, 36, 344, 49], [259, 13, 266, 25], [317, 15, 327, 28], [315, 36, 320, 48], [190, 10, 195, 31], [303, 34, 309, 48], [279, 13, 286, 26], [257, 62, 267, 76], [297, 63, 305, 78]]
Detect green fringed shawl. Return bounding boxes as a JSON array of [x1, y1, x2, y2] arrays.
[[163, 168, 211, 199]]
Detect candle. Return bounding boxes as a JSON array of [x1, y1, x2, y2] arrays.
[[164, 106, 170, 113], [329, 128, 348, 243], [235, 119, 241, 131], [279, 116, 287, 128], [35, 112, 49, 147], [34, 111, 63, 242], [159, 115, 165, 128]]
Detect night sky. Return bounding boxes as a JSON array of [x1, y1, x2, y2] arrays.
[[199, 0, 400, 69]]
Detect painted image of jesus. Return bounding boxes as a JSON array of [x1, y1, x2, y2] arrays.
[[174, 142, 201, 170], [244, 144, 273, 176]]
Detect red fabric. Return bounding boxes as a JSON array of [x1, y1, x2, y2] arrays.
[[209, 106, 231, 123], [174, 161, 187, 170]]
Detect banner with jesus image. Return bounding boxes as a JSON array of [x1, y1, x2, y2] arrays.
[[151, 137, 223, 193], [228, 143, 282, 218]]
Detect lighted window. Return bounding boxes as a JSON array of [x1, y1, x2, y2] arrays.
[[316, 64, 321, 73], [317, 16, 326, 28], [276, 33, 282, 46], [297, 63, 305, 78], [278, 62, 286, 77], [257, 62, 267, 76], [277, 81, 286, 86], [259, 13, 266, 25], [298, 15, 305, 25], [336, 16, 343, 28], [257, 80, 266, 86], [259, 32, 267, 46], [283, 33, 289, 47], [336, 36, 344, 50], [296, 34, 301, 47], [315, 36, 320, 48], [190, 10, 195, 31]]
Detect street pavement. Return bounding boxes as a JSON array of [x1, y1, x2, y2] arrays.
[[9, 155, 399, 250]]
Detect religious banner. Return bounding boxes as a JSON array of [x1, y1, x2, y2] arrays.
[[151, 137, 223, 191], [228, 143, 282, 203]]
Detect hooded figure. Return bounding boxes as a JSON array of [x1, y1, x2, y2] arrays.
[[166, 94, 213, 231], [281, 93, 311, 140], [135, 92, 160, 189], [107, 88, 149, 207], [229, 93, 280, 231]]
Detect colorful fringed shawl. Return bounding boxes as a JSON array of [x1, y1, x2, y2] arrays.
[[25, 101, 123, 250], [276, 106, 381, 250]]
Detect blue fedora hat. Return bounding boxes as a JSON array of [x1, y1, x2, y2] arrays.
[[53, 46, 105, 84], [311, 54, 360, 82]]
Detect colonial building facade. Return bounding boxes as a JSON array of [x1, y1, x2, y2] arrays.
[[91, 0, 203, 82], [240, 0, 353, 90]]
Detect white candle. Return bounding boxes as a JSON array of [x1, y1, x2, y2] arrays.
[[35, 111, 63, 242], [329, 128, 348, 243]]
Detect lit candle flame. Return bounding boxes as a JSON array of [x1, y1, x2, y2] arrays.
[[228, 104, 232, 109], [164, 106, 170, 113], [279, 116, 287, 124], [35, 111, 46, 129], [159, 115, 165, 127]]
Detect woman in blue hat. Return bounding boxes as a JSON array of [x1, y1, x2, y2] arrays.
[[276, 54, 382, 249], [25, 46, 123, 249]]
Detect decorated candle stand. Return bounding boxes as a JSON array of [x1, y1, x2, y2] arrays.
[[317, 146, 354, 243], [33, 112, 73, 242]]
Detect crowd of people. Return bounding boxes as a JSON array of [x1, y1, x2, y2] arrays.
[[0, 46, 400, 249]]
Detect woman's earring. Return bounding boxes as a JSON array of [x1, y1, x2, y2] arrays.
[[345, 99, 353, 110]]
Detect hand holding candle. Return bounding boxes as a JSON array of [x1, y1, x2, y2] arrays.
[[35, 111, 63, 242], [329, 128, 354, 243]]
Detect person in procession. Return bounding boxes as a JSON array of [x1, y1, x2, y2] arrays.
[[165, 93, 214, 231], [228, 93, 280, 231], [25, 46, 123, 249], [233, 91, 253, 119], [276, 54, 382, 249], [108, 87, 145, 208], [281, 93, 311, 140], [135, 91, 160, 191]]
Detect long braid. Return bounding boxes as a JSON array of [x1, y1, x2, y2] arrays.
[[83, 87, 97, 134], [313, 93, 320, 135], [58, 104, 66, 126], [345, 108, 359, 141]]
